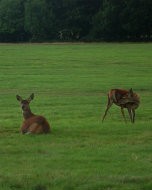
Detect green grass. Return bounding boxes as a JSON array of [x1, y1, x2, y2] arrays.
[[0, 43, 152, 190]]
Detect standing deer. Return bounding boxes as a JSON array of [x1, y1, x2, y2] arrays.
[[16, 93, 51, 134], [102, 88, 140, 123]]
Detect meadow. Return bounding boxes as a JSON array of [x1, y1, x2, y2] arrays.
[[0, 43, 151, 190]]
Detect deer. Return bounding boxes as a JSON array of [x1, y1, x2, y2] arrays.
[[102, 88, 140, 123], [16, 93, 51, 134]]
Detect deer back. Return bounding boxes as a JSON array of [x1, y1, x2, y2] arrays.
[[109, 89, 140, 108], [109, 89, 128, 103]]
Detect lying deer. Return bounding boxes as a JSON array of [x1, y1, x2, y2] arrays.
[[102, 88, 140, 123], [16, 93, 51, 134]]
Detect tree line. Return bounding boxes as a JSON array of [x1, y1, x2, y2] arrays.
[[0, 0, 152, 42]]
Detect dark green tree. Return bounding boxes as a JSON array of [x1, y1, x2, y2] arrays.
[[52, 0, 101, 41], [92, 0, 152, 41], [0, 0, 151, 42], [122, 0, 152, 40], [92, 0, 126, 41], [0, 0, 27, 42], [24, 0, 55, 41]]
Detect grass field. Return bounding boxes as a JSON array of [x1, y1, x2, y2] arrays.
[[0, 43, 152, 190]]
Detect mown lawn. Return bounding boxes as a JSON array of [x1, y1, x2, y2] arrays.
[[0, 43, 152, 190]]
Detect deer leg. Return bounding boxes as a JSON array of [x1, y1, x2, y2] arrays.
[[121, 107, 127, 123], [28, 123, 44, 134], [127, 107, 133, 123], [132, 109, 135, 123], [102, 99, 113, 122]]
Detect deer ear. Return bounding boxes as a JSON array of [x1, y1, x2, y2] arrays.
[[27, 93, 34, 102], [129, 88, 134, 97], [16, 95, 23, 102]]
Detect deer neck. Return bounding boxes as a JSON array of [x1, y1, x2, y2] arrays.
[[23, 109, 34, 120]]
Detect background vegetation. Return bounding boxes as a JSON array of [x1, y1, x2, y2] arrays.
[[0, 43, 152, 189], [0, 0, 152, 42]]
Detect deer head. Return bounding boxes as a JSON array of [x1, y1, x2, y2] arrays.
[[127, 88, 134, 99], [16, 93, 34, 112]]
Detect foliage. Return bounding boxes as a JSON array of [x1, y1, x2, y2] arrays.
[[0, 0, 152, 41], [24, 0, 55, 41], [92, 0, 126, 41], [91, 0, 152, 41], [122, 0, 152, 40], [0, 0, 28, 42]]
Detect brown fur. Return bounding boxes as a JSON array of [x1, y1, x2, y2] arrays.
[[16, 94, 51, 134], [21, 115, 50, 134], [102, 88, 140, 123]]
